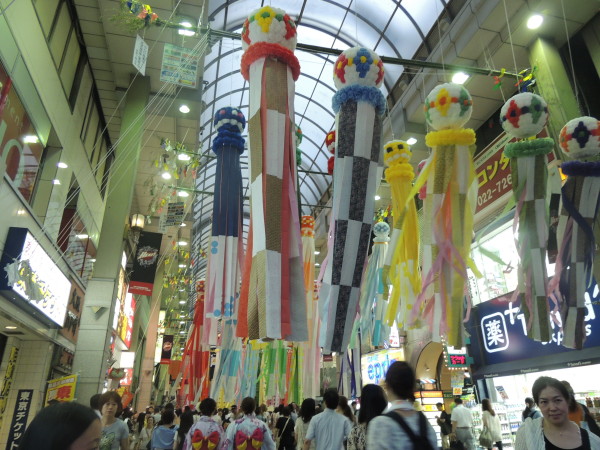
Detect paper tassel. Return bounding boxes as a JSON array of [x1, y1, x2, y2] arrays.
[[501, 92, 554, 342], [321, 46, 385, 353], [238, 7, 307, 342]]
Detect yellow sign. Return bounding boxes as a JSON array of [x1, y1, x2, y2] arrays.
[[453, 387, 463, 395], [45, 374, 77, 404], [0, 347, 20, 429]]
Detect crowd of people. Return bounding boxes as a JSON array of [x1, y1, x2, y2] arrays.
[[18, 361, 600, 450]]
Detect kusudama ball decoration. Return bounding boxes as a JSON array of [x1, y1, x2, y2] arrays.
[[500, 92, 549, 139], [241, 6, 297, 51], [559, 116, 600, 161], [333, 46, 384, 90], [424, 83, 473, 130], [373, 220, 390, 238]]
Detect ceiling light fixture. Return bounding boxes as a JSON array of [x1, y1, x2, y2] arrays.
[[179, 104, 191, 114], [16, 209, 26, 216], [161, 172, 172, 180], [76, 234, 89, 239], [179, 300, 186, 304], [314, 251, 320, 255], [178, 21, 195, 36], [452, 72, 469, 85], [180, 321, 185, 324], [177, 190, 189, 197], [177, 153, 191, 161], [4, 325, 17, 330], [52, 179, 61, 185], [406, 137, 418, 146], [57, 162, 68, 169], [527, 14, 543, 29], [178, 241, 188, 246], [180, 222, 187, 227], [178, 264, 186, 268], [90, 258, 97, 262], [374, 195, 381, 201], [23, 135, 38, 144]]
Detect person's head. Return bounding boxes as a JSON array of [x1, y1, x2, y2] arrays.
[[281, 406, 291, 417], [357, 384, 387, 425], [136, 412, 146, 434], [200, 398, 217, 417], [385, 361, 416, 401], [454, 397, 463, 405], [20, 402, 101, 450], [241, 397, 256, 415], [146, 406, 154, 414], [436, 402, 443, 411], [532, 376, 571, 426], [525, 397, 535, 408], [231, 404, 238, 413], [351, 400, 357, 411], [179, 411, 194, 434], [299, 398, 316, 422], [98, 391, 123, 418], [145, 415, 155, 428], [221, 408, 229, 419], [89, 394, 101, 411], [164, 403, 175, 411], [323, 388, 340, 410], [481, 398, 495, 416], [161, 409, 175, 425], [184, 405, 191, 413]]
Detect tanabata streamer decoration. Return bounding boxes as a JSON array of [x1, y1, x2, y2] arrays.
[[412, 83, 476, 348], [321, 46, 385, 353], [326, 131, 336, 175], [237, 6, 307, 341], [551, 116, 600, 348], [300, 216, 321, 398], [381, 140, 420, 331], [500, 92, 554, 342], [352, 221, 390, 348], [203, 107, 246, 346]]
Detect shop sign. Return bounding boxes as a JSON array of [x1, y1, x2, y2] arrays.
[[52, 346, 74, 373], [129, 231, 162, 296], [45, 374, 77, 404], [60, 284, 84, 343], [360, 348, 404, 386], [0, 347, 19, 428], [442, 390, 455, 399], [160, 44, 198, 88], [165, 201, 185, 226], [0, 64, 45, 202], [476, 282, 600, 366], [117, 292, 135, 348], [161, 334, 174, 364], [121, 368, 133, 386], [0, 228, 71, 327], [6, 389, 33, 448]]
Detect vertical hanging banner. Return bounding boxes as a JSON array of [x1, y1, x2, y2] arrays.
[[161, 335, 174, 364], [128, 231, 162, 296], [6, 389, 33, 448], [132, 35, 149, 76]]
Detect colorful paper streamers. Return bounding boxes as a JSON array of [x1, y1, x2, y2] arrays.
[[412, 83, 477, 348], [352, 221, 390, 348], [381, 140, 420, 331], [320, 46, 385, 353], [550, 116, 600, 348], [500, 92, 554, 342], [203, 107, 246, 345], [237, 6, 307, 342]]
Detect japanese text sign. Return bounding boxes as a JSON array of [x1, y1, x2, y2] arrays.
[[45, 374, 77, 405], [6, 389, 33, 448]]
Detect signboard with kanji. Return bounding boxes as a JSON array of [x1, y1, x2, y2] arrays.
[[45, 374, 77, 405], [6, 389, 33, 448]]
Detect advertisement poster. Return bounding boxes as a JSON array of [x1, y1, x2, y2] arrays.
[[360, 348, 405, 386], [6, 389, 33, 448], [45, 374, 77, 405], [60, 284, 84, 343], [0, 347, 19, 429], [128, 231, 162, 296], [161, 335, 174, 364], [160, 43, 198, 88], [165, 201, 185, 226]]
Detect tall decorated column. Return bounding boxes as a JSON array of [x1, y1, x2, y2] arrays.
[[321, 46, 385, 353], [237, 6, 307, 342]]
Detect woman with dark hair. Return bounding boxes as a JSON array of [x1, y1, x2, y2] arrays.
[[99, 391, 130, 450], [225, 397, 276, 450], [515, 376, 600, 449], [175, 411, 194, 450], [481, 398, 502, 450], [275, 406, 295, 450], [295, 399, 316, 450], [136, 416, 154, 450], [20, 402, 101, 450], [337, 395, 356, 425], [523, 397, 542, 422], [366, 361, 437, 449], [562, 380, 600, 438], [347, 384, 387, 450], [183, 398, 225, 450], [151, 409, 178, 450]]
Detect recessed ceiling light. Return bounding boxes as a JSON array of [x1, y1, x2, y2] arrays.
[[180, 330, 185, 334], [179, 104, 191, 114], [452, 72, 469, 85], [315, 263, 321, 267], [178, 21, 195, 36], [76, 234, 89, 239], [90, 258, 97, 263], [527, 14, 543, 29], [178, 153, 191, 161], [161, 172, 172, 180], [374, 195, 381, 201], [180, 222, 187, 227], [23, 135, 38, 144], [57, 162, 68, 169], [177, 190, 189, 197], [52, 179, 61, 185], [314, 251, 320, 255], [4, 325, 17, 330], [406, 137, 417, 146], [179, 300, 186, 304], [178, 241, 188, 246], [16, 209, 26, 216], [180, 321, 185, 324], [178, 264, 186, 268]]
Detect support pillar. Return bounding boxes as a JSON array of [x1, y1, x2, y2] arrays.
[[529, 38, 580, 143], [73, 76, 150, 403]]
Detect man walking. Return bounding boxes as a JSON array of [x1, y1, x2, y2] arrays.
[[436, 402, 452, 449], [451, 397, 475, 450], [304, 388, 352, 450]]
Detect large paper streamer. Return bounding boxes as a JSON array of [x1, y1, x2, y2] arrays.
[[412, 83, 476, 348], [237, 6, 307, 341], [322, 46, 385, 353], [381, 140, 420, 330], [501, 92, 554, 342], [551, 116, 600, 348], [203, 107, 245, 345]]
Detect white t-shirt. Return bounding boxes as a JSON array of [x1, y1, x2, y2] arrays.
[[451, 405, 473, 428]]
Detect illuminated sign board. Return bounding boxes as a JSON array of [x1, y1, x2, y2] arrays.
[[361, 348, 404, 386], [0, 228, 71, 327]]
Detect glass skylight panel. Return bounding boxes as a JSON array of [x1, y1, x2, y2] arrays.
[[402, 0, 441, 41], [303, 0, 344, 31]]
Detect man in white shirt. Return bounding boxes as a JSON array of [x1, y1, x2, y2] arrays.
[[304, 388, 352, 450], [451, 397, 475, 450]]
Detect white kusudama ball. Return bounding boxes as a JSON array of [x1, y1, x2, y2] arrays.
[[424, 83, 473, 130], [241, 6, 297, 51], [373, 221, 390, 238], [500, 92, 549, 138], [559, 116, 600, 160], [333, 46, 384, 90]]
